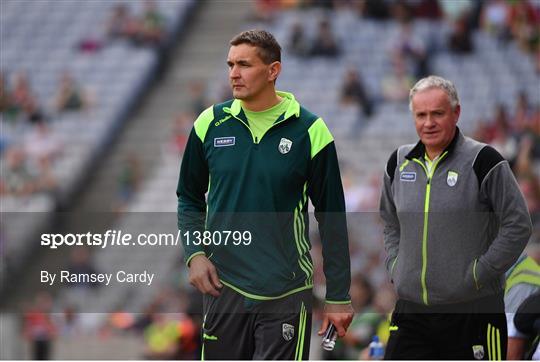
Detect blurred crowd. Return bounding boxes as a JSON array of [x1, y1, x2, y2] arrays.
[[0, 70, 90, 198], [1, 0, 169, 200], [80, 0, 166, 53]]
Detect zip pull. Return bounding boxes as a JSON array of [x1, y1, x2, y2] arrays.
[[255, 136, 258, 144]]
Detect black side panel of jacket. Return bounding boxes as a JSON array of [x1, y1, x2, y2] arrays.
[[308, 142, 351, 301], [177, 128, 209, 261]]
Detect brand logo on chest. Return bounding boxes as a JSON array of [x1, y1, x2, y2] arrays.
[[400, 172, 416, 182], [214, 137, 235, 147]]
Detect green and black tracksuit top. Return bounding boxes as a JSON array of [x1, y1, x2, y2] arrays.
[[380, 130, 532, 306], [177, 91, 351, 303]]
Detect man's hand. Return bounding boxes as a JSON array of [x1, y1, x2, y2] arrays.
[[317, 303, 354, 338], [188, 254, 222, 297]]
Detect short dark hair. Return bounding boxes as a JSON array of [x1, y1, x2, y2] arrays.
[[230, 30, 281, 64]]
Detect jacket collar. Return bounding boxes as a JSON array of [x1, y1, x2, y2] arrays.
[[224, 91, 301, 121], [405, 126, 462, 160]]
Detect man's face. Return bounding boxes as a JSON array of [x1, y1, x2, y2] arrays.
[[412, 87, 460, 152], [227, 44, 276, 101]]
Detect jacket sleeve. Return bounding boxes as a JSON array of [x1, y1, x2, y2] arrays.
[[177, 126, 210, 266], [307, 118, 351, 303], [514, 291, 540, 336], [474, 146, 532, 287], [379, 149, 400, 280]]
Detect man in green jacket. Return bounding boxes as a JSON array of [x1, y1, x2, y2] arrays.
[[177, 30, 353, 360]]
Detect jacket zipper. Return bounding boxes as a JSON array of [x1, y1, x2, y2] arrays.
[[412, 151, 448, 305], [227, 112, 289, 144]]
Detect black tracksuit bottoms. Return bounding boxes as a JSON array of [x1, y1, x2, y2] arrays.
[[201, 285, 312, 360], [385, 294, 507, 360]]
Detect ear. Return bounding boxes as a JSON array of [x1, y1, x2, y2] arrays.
[[268, 61, 281, 82], [454, 104, 461, 124]]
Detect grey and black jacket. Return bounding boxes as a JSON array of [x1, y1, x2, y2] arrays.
[[380, 129, 532, 305]]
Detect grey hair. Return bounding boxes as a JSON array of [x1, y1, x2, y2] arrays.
[[409, 75, 460, 111]]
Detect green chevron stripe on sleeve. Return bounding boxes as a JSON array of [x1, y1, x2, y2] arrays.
[[293, 184, 313, 285], [308, 118, 334, 159], [194, 106, 214, 142], [294, 207, 312, 282]]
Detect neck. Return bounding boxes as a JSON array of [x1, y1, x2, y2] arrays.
[[425, 148, 442, 161], [241, 88, 282, 112]]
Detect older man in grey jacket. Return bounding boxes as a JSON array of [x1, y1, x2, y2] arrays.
[[380, 75, 532, 360]]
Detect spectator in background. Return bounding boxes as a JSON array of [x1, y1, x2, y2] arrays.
[[23, 97, 47, 125], [480, 0, 511, 43], [488, 104, 519, 162], [505, 241, 540, 360], [353, 0, 390, 20], [288, 21, 309, 57], [472, 118, 492, 144], [389, 1, 413, 24], [250, 0, 281, 23], [24, 121, 62, 168], [340, 274, 383, 359], [0, 72, 17, 122], [137, 0, 165, 46], [168, 112, 193, 156], [188, 81, 208, 116], [340, 68, 373, 118], [1, 144, 57, 197], [113, 154, 141, 212], [513, 91, 535, 133], [357, 284, 396, 359], [387, 21, 429, 79], [438, 0, 474, 24], [0, 147, 45, 196], [53, 72, 90, 112], [0, 72, 8, 112], [11, 72, 34, 112], [448, 13, 474, 54], [23, 292, 57, 360], [381, 56, 414, 103], [310, 19, 340, 57], [514, 135, 540, 223], [507, 0, 540, 55], [410, 0, 442, 19], [105, 4, 138, 42], [10, 72, 46, 124], [143, 314, 179, 360], [531, 105, 540, 140], [105, 1, 164, 47], [513, 291, 540, 359]]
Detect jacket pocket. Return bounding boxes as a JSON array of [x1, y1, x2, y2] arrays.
[[390, 256, 399, 283], [464, 258, 481, 292]]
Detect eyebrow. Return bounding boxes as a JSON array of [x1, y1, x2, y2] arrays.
[[415, 108, 446, 114], [227, 59, 251, 66]]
